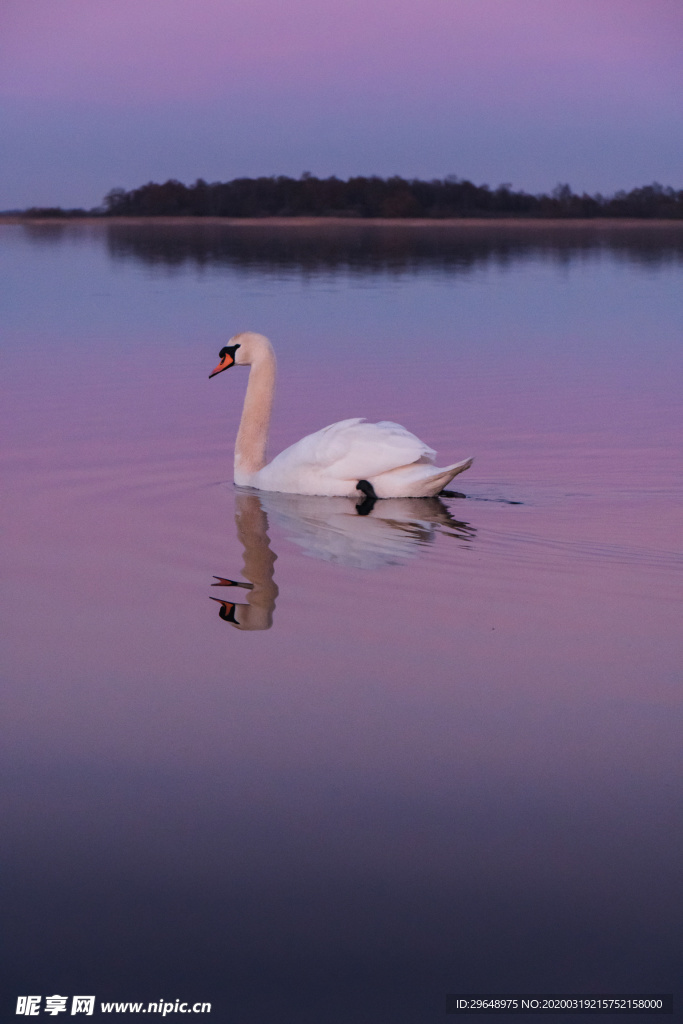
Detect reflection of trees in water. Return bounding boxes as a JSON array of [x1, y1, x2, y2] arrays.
[[17, 221, 683, 274], [20, 223, 82, 246], [102, 223, 683, 276]]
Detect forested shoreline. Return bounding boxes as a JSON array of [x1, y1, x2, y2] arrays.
[[21, 174, 683, 220]]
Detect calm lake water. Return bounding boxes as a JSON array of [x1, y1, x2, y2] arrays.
[[2, 221, 682, 1021]]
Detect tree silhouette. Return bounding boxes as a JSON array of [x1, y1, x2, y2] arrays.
[[21, 176, 683, 220]]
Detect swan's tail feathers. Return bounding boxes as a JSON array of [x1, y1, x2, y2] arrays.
[[414, 457, 474, 497], [446, 456, 474, 478], [212, 576, 254, 589]]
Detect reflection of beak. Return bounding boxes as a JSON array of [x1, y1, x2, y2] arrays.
[[209, 353, 234, 378], [210, 597, 240, 624], [212, 576, 254, 589]]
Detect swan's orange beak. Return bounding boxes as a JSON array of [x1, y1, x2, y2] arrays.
[[209, 343, 241, 378], [209, 352, 234, 378]]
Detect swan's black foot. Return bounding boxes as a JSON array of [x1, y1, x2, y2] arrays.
[[210, 597, 240, 624], [439, 489, 466, 499], [212, 576, 254, 589], [357, 479, 377, 499]]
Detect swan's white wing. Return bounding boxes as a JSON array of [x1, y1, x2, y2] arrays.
[[256, 418, 439, 495], [306, 418, 436, 479]]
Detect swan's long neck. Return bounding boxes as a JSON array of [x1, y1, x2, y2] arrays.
[[234, 341, 276, 484]]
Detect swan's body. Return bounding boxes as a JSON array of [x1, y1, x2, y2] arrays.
[[210, 332, 473, 498]]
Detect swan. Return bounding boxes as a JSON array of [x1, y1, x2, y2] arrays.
[[209, 332, 473, 498]]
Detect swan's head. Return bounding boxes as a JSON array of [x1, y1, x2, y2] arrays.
[[209, 332, 274, 378]]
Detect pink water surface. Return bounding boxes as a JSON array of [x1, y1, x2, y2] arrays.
[[2, 222, 681, 1019]]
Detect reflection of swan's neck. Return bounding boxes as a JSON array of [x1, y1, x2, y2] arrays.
[[233, 493, 279, 630], [234, 343, 276, 485]]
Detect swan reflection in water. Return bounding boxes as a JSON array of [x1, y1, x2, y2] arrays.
[[211, 490, 475, 630]]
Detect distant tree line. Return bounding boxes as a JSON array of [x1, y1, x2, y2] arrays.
[[22, 207, 90, 219], [23, 175, 683, 219]]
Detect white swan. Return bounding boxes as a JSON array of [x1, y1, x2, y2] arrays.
[[209, 332, 473, 498]]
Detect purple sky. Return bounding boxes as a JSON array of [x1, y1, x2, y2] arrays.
[[1, 0, 681, 209]]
